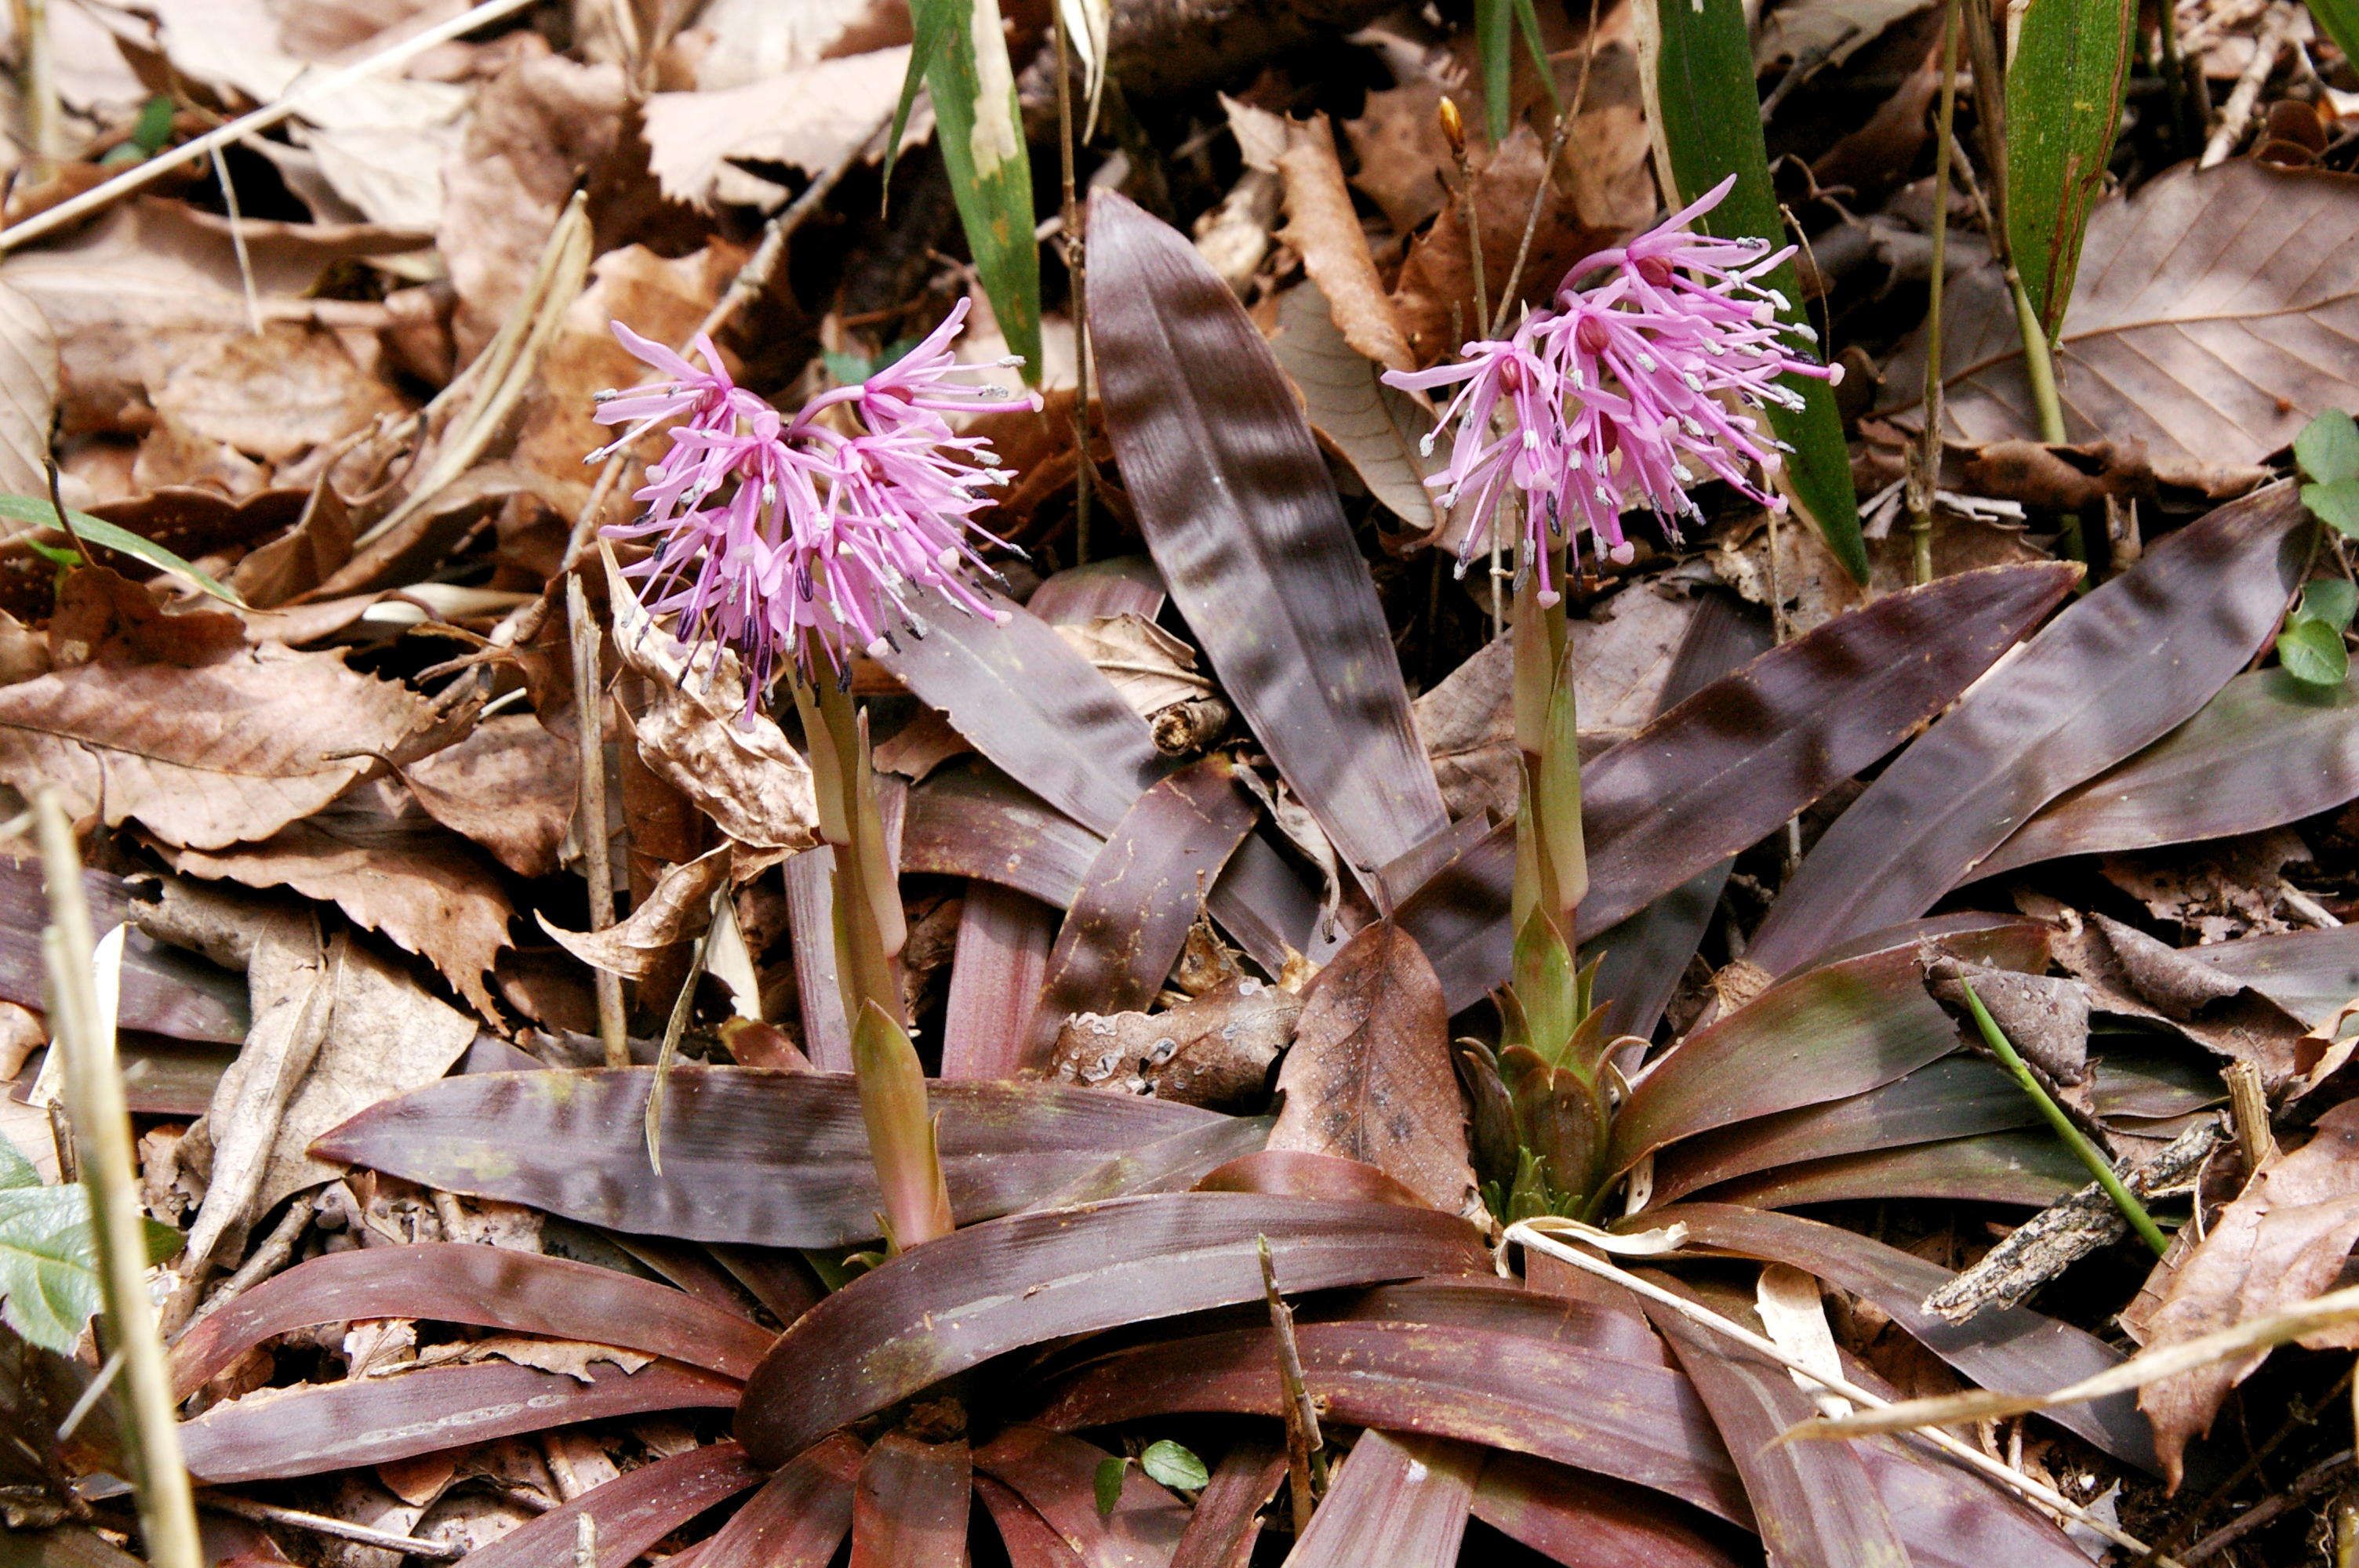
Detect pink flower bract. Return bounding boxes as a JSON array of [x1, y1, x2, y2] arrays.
[[592, 298, 1040, 712], [1384, 176, 1841, 604]]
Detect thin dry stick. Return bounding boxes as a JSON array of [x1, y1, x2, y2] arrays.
[[1258, 1235, 1323, 1536], [2185, 1448, 2356, 1563], [1049, 2, 1094, 566], [568, 575, 627, 1068], [561, 113, 889, 575], [202, 1496, 463, 1562], [2201, 2, 2292, 167], [0, 0, 540, 251], [1910, 0, 1964, 588], [2225, 1059, 2276, 1173], [36, 791, 202, 1568], [21, 0, 61, 160], [1501, 1221, 2190, 1566], [2132, 1363, 2357, 1567], [207, 146, 263, 338], [180, 1195, 312, 1335]]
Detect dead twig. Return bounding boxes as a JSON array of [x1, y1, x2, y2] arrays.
[[569, 575, 628, 1068], [202, 1495, 463, 1562], [1258, 1233, 1323, 1535]]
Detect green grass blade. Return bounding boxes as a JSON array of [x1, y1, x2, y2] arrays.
[[1478, 0, 1514, 143], [884, 0, 963, 189], [909, 0, 1043, 385], [2006, 0, 2136, 339], [0, 495, 244, 604], [1634, 0, 1866, 583]]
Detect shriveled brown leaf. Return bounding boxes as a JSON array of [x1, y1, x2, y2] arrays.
[[151, 321, 404, 468], [231, 480, 355, 609], [605, 550, 820, 853], [163, 776, 514, 1019], [1268, 281, 1445, 530], [2099, 827, 2312, 944], [0, 279, 58, 498], [439, 36, 627, 360], [0, 608, 46, 685], [1270, 921, 1474, 1211], [640, 48, 924, 212], [0, 639, 431, 850], [1049, 612, 1213, 720], [411, 1336, 655, 1384], [539, 846, 729, 984], [1881, 161, 2359, 464], [2051, 912, 2308, 1088], [1925, 951, 2092, 1083], [872, 708, 973, 783], [45, 566, 247, 670], [1275, 112, 1412, 372], [1051, 975, 1303, 1109], [510, 242, 744, 519], [403, 713, 576, 879], [2137, 1100, 2359, 1486]]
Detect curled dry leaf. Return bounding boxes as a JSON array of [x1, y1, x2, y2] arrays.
[[1051, 975, 1303, 1107], [1275, 112, 1412, 372], [639, 48, 926, 212], [0, 279, 58, 499], [1270, 921, 1474, 1213], [149, 321, 405, 468], [0, 640, 431, 851], [402, 714, 576, 880], [1049, 612, 1215, 719], [1268, 281, 1445, 530], [540, 846, 729, 984], [605, 548, 820, 854], [2135, 1099, 2359, 1486]]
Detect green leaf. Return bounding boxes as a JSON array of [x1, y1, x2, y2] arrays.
[[1511, 904, 1577, 1069], [2278, 616, 2349, 687], [133, 95, 176, 154], [0, 1140, 179, 1354], [2005, 0, 2136, 339], [850, 1001, 956, 1251], [2304, 478, 2359, 539], [823, 350, 874, 386], [1094, 1454, 1129, 1515], [1476, 0, 1514, 144], [885, 0, 965, 189], [2300, 578, 2357, 634], [2297, 409, 2359, 486], [1140, 1439, 1209, 1492], [1633, 0, 1866, 583], [2305, 0, 2359, 98], [0, 495, 243, 605], [906, 0, 1042, 385]]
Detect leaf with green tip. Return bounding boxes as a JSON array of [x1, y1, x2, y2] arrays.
[[0, 495, 242, 604], [1631, 0, 1863, 582], [2298, 409, 2359, 485], [2007, 0, 2137, 338], [2277, 615, 2349, 687], [905, 0, 1041, 383]]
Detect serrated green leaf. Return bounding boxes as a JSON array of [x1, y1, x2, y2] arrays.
[[1140, 1439, 1208, 1491], [2006, 0, 2136, 339], [2303, 478, 2359, 539], [2297, 409, 2359, 486], [2278, 616, 2349, 687], [907, 0, 1042, 386], [1094, 1454, 1128, 1515], [2300, 578, 2357, 633], [0, 495, 243, 604], [1634, 0, 1865, 583]]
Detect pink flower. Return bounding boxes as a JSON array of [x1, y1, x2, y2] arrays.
[[1385, 176, 1841, 605], [593, 299, 1040, 713]]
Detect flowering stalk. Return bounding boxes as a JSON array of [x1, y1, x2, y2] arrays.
[[592, 300, 1034, 1250], [1398, 178, 1835, 1221]]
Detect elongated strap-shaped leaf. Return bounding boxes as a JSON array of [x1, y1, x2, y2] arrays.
[[0, 864, 247, 1043], [2008, 0, 2136, 337], [903, 0, 1039, 377], [312, 1067, 1223, 1248], [1652, 1203, 2161, 1470], [1169, 1429, 1286, 1568], [1471, 1451, 1750, 1568], [2181, 924, 2359, 1027], [1630, 0, 1863, 579], [1852, 1439, 2095, 1568], [1748, 482, 2310, 974], [1688, 1131, 2086, 1214], [974, 1477, 1086, 1568], [696, 1435, 865, 1568], [1395, 569, 2072, 1011], [1975, 668, 2359, 882], [852, 1432, 970, 1568], [941, 879, 1058, 1081], [180, 1361, 740, 1483], [1648, 1054, 2036, 1207], [1019, 756, 1259, 1069], [449, 1443, 762, 1568], [903, 762, 1105, 908], [1288, 1428, 1481, 1567], [973, 1425, 1190, 1568], [733, 1193, 1486, 1465], [1607, 921, 2048, 1173], [1089, 188, 1451, 881], [0, 494, 241, 602], [1645, 1301, 1910, 1568], [167, 1243, 772, 1399], [1030, 1319, 1751, 1525]]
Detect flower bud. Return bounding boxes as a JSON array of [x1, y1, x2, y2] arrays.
[[1437, 96, 1466, 156]]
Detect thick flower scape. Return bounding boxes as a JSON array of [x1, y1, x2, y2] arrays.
[[1388, 176, 1842, 604], [594, 298, 1038, 709]]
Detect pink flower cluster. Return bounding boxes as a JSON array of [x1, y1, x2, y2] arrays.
[[1385, 176, 1841, 605], [592, 298, 1037, 710]]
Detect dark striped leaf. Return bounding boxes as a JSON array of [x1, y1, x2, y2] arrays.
[[1169, 1429, 1285, 1568], [973, 1425, 1190, 1568], [449, 1443, 761, 1568], [850, 1432, 970, 1568], [1286, 1429, 1480, 1567], [696, 1434, 865, 1568], [1470, 1451, 1750, 1568], [1686, 1131, 2086, 1212]]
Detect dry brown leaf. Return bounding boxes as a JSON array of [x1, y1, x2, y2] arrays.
[[1269, 921, 1474, 1211], [605, 548, 821, 853], [1276, 113, 1412, 372], [510, 243, 744, 518], [0, 279, 58, 499], [2137, 1100, 2359, 1486], [1340, 74, 1459, 237], [438, 37, 627, 360], [1267, 280, 1444, 529], [1050, 612, 1213, 719], [873, 707, 975, 783], [2099, 828, 2311, 944], [640, 47, 925, 212], [538, 845, 728, 983], [0, 640, 431, 850], [0, 608, 47, 686], [1052, 975, 1303, 1109], [402, 713, 576, 880], [164, 775, 514, 1019], [1757, 0, 1932, 67], [151, 321, 404, 468], [2051, 912, 2308, 1088], [1881, 161, 2359, 464], [411, 1335, 654, 1383], [45, 566, 247, 670], [231, 481, 355, 610]]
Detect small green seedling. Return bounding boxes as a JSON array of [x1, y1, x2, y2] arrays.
[[2277, 577, 2356, 688], [2297, 408, 2359, 539]]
